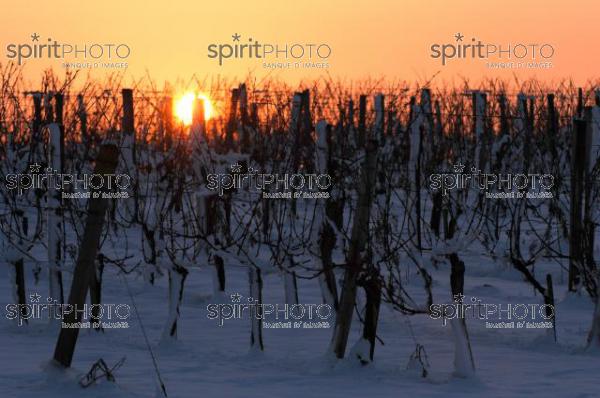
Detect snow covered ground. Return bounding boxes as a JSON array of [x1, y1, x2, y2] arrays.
[[1, 245, 598, 398]]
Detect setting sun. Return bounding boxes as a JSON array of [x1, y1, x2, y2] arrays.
[[174, 92, 214, 125]]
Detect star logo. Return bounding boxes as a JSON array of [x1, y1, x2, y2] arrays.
[[232, 33, 241, 42], [453, 293, 465, 303], [454, 32, 464, 42], [452, 162, 465, 173], [30, 293, 41, 303], [230, 293, 242, 303], [230, 163, 242, 173], [470, 166, 480, 174], [31, 33, 40, 42], [29, 163, 41, 173]]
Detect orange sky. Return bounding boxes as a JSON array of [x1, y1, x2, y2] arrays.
[[1, 0, 599, 87]]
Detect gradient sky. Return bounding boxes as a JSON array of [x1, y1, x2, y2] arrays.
[[1, 0, 599, 87]]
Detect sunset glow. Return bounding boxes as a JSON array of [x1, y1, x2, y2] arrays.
[[4, 1, 600, 85], [174, 92, 214, 125]]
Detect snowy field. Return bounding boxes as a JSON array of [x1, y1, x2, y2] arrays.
[[1, 245, 598, 398]]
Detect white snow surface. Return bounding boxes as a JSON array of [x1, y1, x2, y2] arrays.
[[1, 245, 599, 398]]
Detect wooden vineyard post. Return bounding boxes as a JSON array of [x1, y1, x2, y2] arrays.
[[239, 83, 251, 152], [49, 93, 65, 303], [498, 93, 509, 136], [577, 87, 584, 117], [586, 101, 600, 349], [120, 89, 137, 223], [300, 89, 313, 168], [420, 88, 433, 160], [283, 266, 299, 306], [122, 88, 135, 168], [358, 95, 367, 149], [226, 88, 239, 151], [374, 94, 385, 193], [289, 92, 303, 215], [331, 134, 378, 359], [53, 143, 120, 367], [54, 93, 64, 125], [77, 94, 88, 143], [198, 193, 227, 295], [5, 135, 29, 322], [516, 93, 531, 171], [32, 94, 42, 138], [191, 98, 206, 154], [472, 91, 487, 171], [162, 96, 174, 150], [90, 254, 105, 330], [361, 272, 381, 363], [47, 123, 65, 304], [249, 266, 264, 351], [44, 93, 53, 124], [289, 92, 302, 155], [122, 89, 135, 143], [547, 94, 559, 183], [357, 98, 383, 363], [569, 112, 589, 291], [346, 99, 356, 149], [374, 95, 385, 144], [545, 274, 556, 342], [12, 211, 29, 323], [583, 107, 597, 291], [13, 257, 27, 322], [547, 94, 558, 138], [121, 89, 135, 157], [26, 92, 45, 171], [163, 263, 189, 340], [430, 99, 444, 238], [409, 96, 423, 251], [213, 255, 226, 293], [315, 120, 339, 311]]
